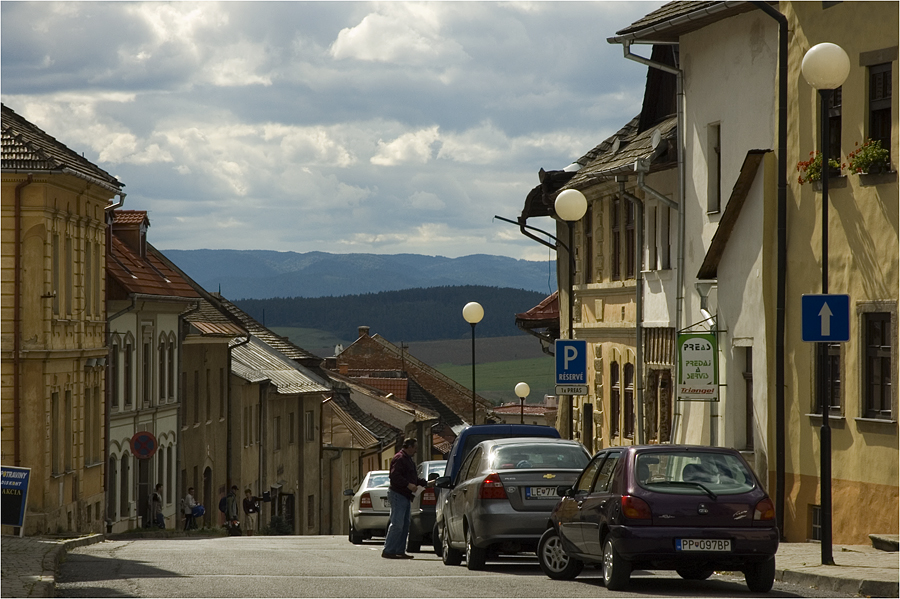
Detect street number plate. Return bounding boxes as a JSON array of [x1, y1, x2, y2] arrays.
[[525, 486, 557, 499], [676, 539, 731, 552]]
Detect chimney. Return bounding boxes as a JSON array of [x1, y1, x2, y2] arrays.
[[323, 356, 337, 370], [358, 326, 370, 338]]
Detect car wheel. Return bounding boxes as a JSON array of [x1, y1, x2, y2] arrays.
[[744, 556, 775, 593], [349, 520, 364, 545], [601, 537, 630, 591], [538, 528, 583, 580], [406, 540, 421, 553], [676, 567, 714, 581], [432, 522, 442, 556], [465, 527, 486, 570], [441, 523, 462, 566]]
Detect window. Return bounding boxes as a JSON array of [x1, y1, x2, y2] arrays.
[[85, 241, 92, 317], [94, 243, 101, 316], [810, 505, 822, 541], [307, 495, 315, 530], [744, 348, 754, 451], [205, 369, 211, 422], [120, 454, 130, 516], [107, 457, 117, 520], [864, 312, 893, 419], [815, 343, 842, 413], [659, 205, 671, 269], [274, 416, 282, 450], [65, 237, 72, 315], [305, 410, 315, 442], [111, 343, 120, 409], [85, 386, 101, 464], [827, 87, 842, 163], [625, 201, 635, 279], [52, 234, 60, 315], [591, 452, 621, 493], [51, 392, 61, 474], [244, 406, 250, 446], [289, 412, 295, 444], [708, 123, 722, 213], [142, 327, 152, 406], [869, 63, 892, 163], [611, 199, 621, 281], [584, 203, 594, 283], [167, 337, 176, 400], [64, 390, 72, 471], [167, 449, 173, 504], [124, 340, 133, 406], [624, 363, 634, 438], [193, 371, 200, 424], [219, 368, 226, 418], [610, 362, 620, 436], [575, 455, 605, 493], [158, 337, 167, 401]]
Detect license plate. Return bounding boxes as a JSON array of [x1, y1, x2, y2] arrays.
[[525, 486, 557, 499], [676, 538, 731, 552], [382, 498, 390, 508]]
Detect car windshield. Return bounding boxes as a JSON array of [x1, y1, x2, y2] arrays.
[[637, 451, 756, 495], [426, 462, 446, 477], [490, 445, 588, 470], [366, 474, 390, 488]]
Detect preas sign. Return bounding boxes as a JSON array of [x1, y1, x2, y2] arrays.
[[677, 332, 719, 401]]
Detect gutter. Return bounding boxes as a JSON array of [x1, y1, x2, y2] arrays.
[[13, 175, 33, 467], [606, 1, 747, 44]]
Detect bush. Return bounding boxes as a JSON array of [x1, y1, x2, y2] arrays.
[[848, 139, 890, 174], [797, 151, 843, 184], [261, 515, 293, 535]]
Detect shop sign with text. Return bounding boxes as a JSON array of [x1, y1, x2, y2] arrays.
[[677, 332, 719, 401]]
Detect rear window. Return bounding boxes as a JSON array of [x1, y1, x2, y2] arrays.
[[490, 445, 589, 470], [366, 474, 389, 488], [637, 451, 756, 495], [426, 462, 446, 477]]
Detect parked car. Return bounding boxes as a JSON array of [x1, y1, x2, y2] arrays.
[[435, 438, 590, 570], [537, 445, 778, 592], [407, 460, 447, 552], [433, 424, 561, 555], [344, 470, 391, 544]]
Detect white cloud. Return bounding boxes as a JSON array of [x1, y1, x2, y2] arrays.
[[371, 126, 439, 166]]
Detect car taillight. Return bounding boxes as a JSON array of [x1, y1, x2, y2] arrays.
[[754, 497, 775, 521], [360, 492, 372, 509], [621, 495, 652, 519], [421, 488, 436, 506], [479, 473, 508, 500]]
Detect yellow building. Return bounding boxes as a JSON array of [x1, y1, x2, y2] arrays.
[[1, 104, 124, 534], [783, 1, 898, 544]]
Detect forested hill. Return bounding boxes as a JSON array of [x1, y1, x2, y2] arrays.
[[163, 249, 557, 299], [235, 286, 548, 342]]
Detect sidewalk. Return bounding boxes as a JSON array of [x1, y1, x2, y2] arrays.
[[1, 533, 897, 597]]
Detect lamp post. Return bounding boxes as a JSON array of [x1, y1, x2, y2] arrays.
[[463, 301, 484, 425], [555, 189, 588, 440], [801, 41, 850, 567], [515, 382, 530, 424]]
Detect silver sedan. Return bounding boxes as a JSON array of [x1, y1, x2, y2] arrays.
[[344, 470, 391, 544], [435, 438, 590, 570]]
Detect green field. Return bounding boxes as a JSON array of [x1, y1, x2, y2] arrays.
[[435, 357, 555, 405]]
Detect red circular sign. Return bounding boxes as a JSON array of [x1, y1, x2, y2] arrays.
[[130, 431, 158, 459]]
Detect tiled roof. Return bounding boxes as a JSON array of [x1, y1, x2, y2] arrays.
[[492, 403, 551, 416], [1, 104, 123, 192], [331, 384, 399, 441], [516, 291, 559, 324], [231, 337, 330, 395], [610, 1, 756, 43], [407, 379, 465, 429], [218, 297, 322, 363], [107, 239, 200, 299], [353, 375, 408, 400], [328, 400, 380, 449], [112, 210, 149, 225]]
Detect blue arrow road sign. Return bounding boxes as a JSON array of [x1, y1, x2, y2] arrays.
[[802, 294, 850, 342], [556, 340, 587, 387]]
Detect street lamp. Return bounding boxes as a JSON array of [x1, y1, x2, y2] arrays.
[[463, 301, 484, 425], [515, 382, 530, 424], [801, 41, 850, 568], [555, 189, 588, 440]]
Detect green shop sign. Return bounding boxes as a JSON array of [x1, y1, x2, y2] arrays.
[[677, 332, 719, 402]]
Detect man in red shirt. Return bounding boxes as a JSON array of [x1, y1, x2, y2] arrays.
[[382, 438, 428, 559]]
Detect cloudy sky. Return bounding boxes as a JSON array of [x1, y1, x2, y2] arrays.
[[2, 1, 664, 261]]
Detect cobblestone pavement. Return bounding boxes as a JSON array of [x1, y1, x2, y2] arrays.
[[2, 533, 897, 597]]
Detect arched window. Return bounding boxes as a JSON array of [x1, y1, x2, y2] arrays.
[[167, 334, 177, 401], [123, 333, 135, 408], [110, 334, 121, 409], [120, 454, 131, 516], [624, 363, 635, 438], [610, 362, 620, 437], [159, 335, 167, 402]]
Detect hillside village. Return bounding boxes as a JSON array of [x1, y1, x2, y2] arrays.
[[2, 1, 898, 547]]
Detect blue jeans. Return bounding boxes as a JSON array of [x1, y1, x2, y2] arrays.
[[383, 489, 411, 555]]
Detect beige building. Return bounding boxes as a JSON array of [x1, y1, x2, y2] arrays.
[[1, 104, 124, 534]]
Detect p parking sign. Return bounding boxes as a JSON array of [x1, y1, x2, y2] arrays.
[[555, 339, 588, 395]]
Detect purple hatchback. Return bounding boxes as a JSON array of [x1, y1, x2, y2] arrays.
[[538, 445, 778, 592]]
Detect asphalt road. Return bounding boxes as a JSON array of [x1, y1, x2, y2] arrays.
[[56, 535, 851, 598]]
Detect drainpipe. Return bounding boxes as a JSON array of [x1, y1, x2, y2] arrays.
[[750, 0, 788, 541], [174, 301, 200, 530], [13, 175, 33, 467], [319, 393, 334, 534], [228, 336, 251, 497], [618, 43, 686, 443], [618, 179, 646, 445]]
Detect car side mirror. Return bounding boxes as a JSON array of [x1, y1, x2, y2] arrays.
[[342, 489, 354, 496], [428, 472, 439, 481], [558, 485, 574, 497], [434, 476, 452, 489]]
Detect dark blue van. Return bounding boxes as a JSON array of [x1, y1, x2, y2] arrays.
[[432, 424, 561, 554]]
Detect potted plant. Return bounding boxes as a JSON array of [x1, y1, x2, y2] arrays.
[[797, 151, 844, 185], [847, 139, 890, 175]]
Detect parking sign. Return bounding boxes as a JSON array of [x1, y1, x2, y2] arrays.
[[556, 339, 588, 395]]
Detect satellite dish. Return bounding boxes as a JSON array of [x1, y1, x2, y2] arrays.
[[651, 128, 662, 150], [610, 137, 621, 154]]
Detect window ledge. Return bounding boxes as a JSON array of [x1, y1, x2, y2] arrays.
[[858, 170, 897, 187], [854, 417, 897, 425], [805, 412, 845, 422], [811, 175, 848, 192], [85, 461, 103, 469]]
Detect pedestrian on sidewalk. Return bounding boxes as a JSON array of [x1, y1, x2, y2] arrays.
[[243, 489, 261, 535], [183, 487, 198, 530], [382, 438, 428, 559], [151, 484, 165, 529]]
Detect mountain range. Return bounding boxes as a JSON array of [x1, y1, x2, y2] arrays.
[[163, 249, 558, 299]]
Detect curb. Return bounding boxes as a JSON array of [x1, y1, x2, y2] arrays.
[[37, 534, 106, 598], [776, 568, 899, 598]]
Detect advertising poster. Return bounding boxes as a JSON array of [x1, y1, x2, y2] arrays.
[[1, 466, 31, 530], [677, 332, 719, 401]]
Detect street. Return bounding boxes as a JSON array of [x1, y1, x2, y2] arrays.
[[56, 535, 853, 598]]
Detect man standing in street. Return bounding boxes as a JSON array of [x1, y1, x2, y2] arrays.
[[382, 438, 428, 559], [151, 483, 165, 529], [242, 489, 260, 536]]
